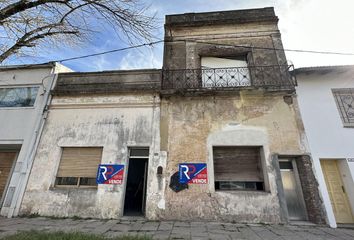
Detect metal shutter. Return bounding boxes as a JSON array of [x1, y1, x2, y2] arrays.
[[213, 146, 263, 182], [57, 147, 102, 178], [0, 152, 16, 198]]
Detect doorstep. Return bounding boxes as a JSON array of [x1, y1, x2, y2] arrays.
[[337, 224, 354, 229]]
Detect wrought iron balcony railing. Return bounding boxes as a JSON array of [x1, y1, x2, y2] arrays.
[[162, 65, 296, 91]]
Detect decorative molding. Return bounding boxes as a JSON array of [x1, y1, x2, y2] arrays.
[[50, 102, 157, 109]]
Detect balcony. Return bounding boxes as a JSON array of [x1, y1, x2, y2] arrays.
[[161, 65, 296, 93]]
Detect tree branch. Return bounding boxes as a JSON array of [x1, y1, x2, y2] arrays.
[[0, 0, 156, 63], [0, 0, 71, 23], [0, 29, 78, 62]]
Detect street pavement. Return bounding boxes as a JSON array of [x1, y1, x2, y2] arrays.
[[0, 217, 354, 239]]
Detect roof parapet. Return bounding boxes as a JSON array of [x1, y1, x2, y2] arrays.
[[165, 7, 278, 27], [53, 69, 162, 95]]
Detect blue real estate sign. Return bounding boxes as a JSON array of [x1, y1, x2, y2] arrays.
[[96, 164, 124, 185], [179, 163, 208, 184]]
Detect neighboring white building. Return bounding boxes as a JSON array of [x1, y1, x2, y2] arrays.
[[296, 65, 354, 227], [0, 63, 72, 217]]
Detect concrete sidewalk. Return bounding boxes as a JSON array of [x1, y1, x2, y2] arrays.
[[0, 217, 354, 240]]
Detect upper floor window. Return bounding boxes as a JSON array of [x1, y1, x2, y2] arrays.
[[201, 56, 251, 88], [0, 87, 39, 108], [332, 88, 354, 127]]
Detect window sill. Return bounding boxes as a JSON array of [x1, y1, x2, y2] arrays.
[[49, 186, 98, 191], [214, 190, 271, 195], [0, 106, 36, 110]]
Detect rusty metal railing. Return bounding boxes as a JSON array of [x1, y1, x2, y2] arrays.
[[162, 65, 296, 91]]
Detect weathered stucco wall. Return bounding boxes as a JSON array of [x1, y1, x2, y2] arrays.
[[20, 93, 163, 219], [159, 91, 309, 223], [163, 21, 287, 71], [158, 8, 312, 223]]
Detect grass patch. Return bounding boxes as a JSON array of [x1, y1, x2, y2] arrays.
[[1, 231, 152, 240]]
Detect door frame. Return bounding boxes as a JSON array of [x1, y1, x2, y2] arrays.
[[279, 157, 308, 221], [141, 160, 148, 214], [0, 150, 19, 208], [122, 147, 149, 217]]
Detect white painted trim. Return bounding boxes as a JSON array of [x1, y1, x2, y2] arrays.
[[0, 140, 23, 145]]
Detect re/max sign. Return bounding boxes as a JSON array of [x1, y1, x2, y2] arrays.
[[179, 163, 208, 184], [96, 164, 124, 185]]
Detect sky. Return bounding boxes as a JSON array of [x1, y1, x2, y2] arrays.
[[5, 0, 354, 72]]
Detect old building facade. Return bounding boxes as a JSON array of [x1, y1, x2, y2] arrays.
[[16, 7, 327, 225], [159, 8, 326, 224], [20, 70, 165, 219], [0, 63, 71, 218], [296, 66, 354, 227]]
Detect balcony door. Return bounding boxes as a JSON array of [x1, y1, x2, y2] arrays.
[[201, 56, 250, 88]]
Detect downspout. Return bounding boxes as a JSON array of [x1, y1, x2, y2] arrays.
[[10, 66, 58, 217]]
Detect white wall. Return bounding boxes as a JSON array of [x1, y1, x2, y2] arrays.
[[296, 66, 354, 227], [0, 68, 52, 141], [0, 63, 71, 217], [201, 57, 248, 68]]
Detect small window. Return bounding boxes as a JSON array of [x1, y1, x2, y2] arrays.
[[55, 147, 103, 188], [332, 88, 354, 127], [201, 56, 251, 88], [215, 181, 264, 191], [0, 87, 39, 107], [213, 146, 264, 191], [129, 148, 149, 158], [279, 161, 293, 170]]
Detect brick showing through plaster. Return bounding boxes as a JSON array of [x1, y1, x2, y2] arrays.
[[296, 155, 327, 224]]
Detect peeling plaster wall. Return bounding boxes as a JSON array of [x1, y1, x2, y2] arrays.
[[159, 9, 310, 223], [163, 21, 287, 71], [160, 91, 308, 223], [20, 93, 163, 219]]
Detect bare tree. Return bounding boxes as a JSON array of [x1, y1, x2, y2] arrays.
[[0, 0, 156, 63]]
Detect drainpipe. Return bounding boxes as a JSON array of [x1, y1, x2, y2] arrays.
[[8, 65, 58, 217]]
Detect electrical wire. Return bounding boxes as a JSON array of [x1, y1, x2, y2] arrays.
[[56, 40, 165, 63], [180, 40, 354, 56], [1, 38, 354, 67], [52, 39, 354, 64]]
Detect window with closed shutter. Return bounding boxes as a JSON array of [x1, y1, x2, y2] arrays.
[[0, 152, 17, 198], [213, 146, 264, 191], [55, 147, 102, 187]]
